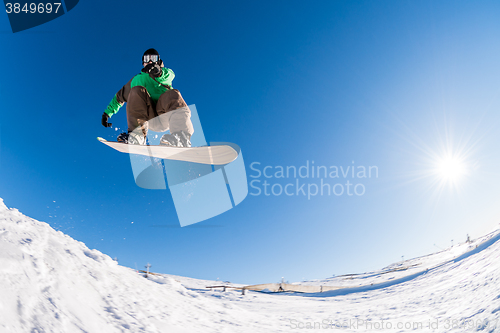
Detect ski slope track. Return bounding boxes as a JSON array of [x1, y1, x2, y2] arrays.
[[0, 198, 499, 332]]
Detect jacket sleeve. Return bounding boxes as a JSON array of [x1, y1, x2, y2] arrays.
[[104, 78, 134, 117], [158, 68, 175, 88]]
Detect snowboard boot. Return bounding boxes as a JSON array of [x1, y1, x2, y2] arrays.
[[173, 131, 192, 147], [117, 132, 129, 143], [159, 130, 191, 147], [117, 132, 146, 145]]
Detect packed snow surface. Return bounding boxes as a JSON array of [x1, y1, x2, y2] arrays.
[[0, 198, 499, 332]]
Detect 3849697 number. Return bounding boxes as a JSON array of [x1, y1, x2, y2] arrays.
[[5, 3, 62, 14]]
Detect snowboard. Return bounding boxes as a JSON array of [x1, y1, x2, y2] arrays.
[[97, 137, 238, 165]]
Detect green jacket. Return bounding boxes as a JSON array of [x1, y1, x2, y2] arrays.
[[105, 67, 175, 117]]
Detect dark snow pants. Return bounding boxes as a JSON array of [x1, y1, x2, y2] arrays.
[[126, 86, 194, 137]]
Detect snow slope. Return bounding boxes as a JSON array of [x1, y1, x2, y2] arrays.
[[0, 199, 259, 332], [1, 198, 500, 332], [294, 229, 500, 290]]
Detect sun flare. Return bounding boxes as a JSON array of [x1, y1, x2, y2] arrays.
[[436, 155, 467, 182]]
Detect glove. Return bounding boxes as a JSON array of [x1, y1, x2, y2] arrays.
[[142, 63, 162, 77], [102, 112, 112, 128]]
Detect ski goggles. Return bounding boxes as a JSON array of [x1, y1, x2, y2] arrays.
[[143, 54, 159, 63]]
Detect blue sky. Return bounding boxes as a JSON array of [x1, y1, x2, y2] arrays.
[[2, 0, 500, 284]]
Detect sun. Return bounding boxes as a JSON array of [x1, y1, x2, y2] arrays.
[[436, 155, 467, 182], [395, 116, 481, 198]]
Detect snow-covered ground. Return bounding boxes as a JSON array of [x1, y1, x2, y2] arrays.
[[1, 198, 499, 332]]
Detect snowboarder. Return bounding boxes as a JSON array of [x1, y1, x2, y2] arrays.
[[101, 48, 194, 147]]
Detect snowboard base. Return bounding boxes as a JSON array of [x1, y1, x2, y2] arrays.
[[97, 137, 238, 165]]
